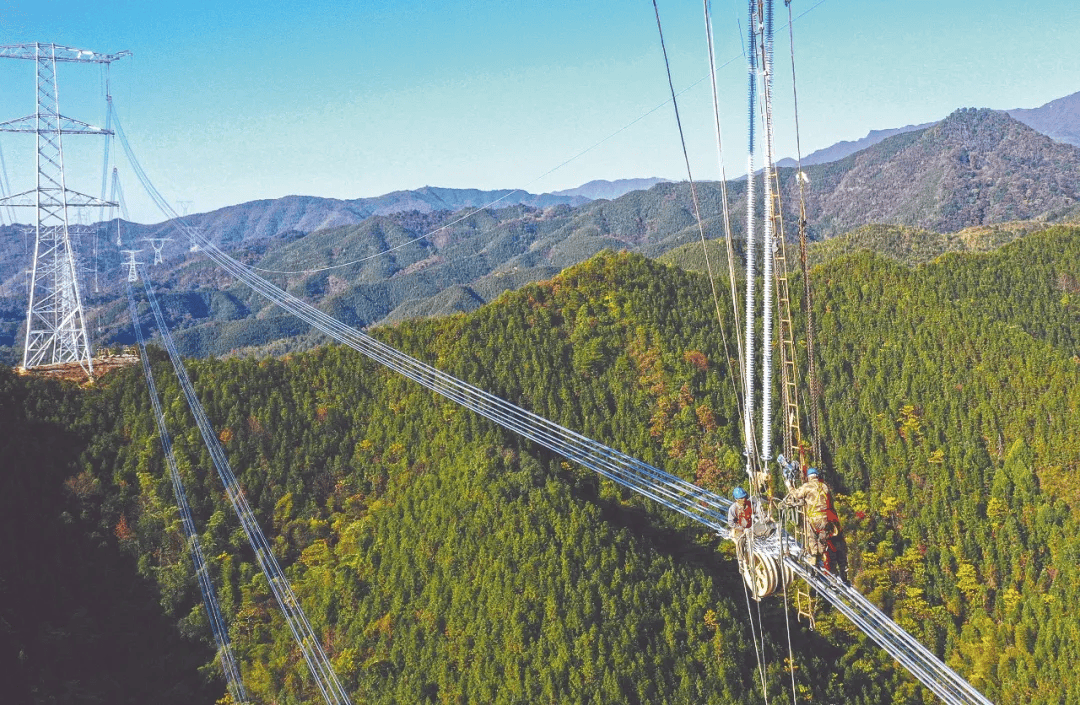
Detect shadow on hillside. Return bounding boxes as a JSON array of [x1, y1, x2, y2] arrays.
[[0, 375, 219, 704]]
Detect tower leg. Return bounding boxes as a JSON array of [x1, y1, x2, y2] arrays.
[[21, 45, 93, 375]]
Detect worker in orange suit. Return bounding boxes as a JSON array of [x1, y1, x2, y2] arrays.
[[784, 468, 848, 583]]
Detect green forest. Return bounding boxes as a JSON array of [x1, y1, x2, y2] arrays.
[[2, 225, 1079, 703]]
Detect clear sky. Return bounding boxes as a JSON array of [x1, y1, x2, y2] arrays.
[[2, 0, 1078, 224]]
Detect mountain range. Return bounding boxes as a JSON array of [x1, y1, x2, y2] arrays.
[[787, 107, 1080, 237], [1, 97, 1080, 362], [125, 187, 591, 247], [777, 89, 1080, 168], [550, 177, 670, 200]]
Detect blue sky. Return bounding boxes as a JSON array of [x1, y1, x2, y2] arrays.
[[2, 0, 1078, 224]]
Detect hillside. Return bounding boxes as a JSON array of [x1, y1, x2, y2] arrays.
[[0, 370, 217, 702], [1007, 90, 1080, 147], [4, 226, 1080, 702], [776, 88, 1080, 168], [792, 108, 1080, 237], [660, 221, 1052, 272], [3, 107, 1080, 364]]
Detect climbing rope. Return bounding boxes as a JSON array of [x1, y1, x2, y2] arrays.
[[786, 0, 824, 467], [778, 504, 799, 705], [740, 563, 770, 702]]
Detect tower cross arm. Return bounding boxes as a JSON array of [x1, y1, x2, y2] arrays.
[[0, 189, 37, 206], [59, 189, 119, 208], [0, 44, 131, 63], [0, 188, 117, 208], [0, 114, 113, 135]]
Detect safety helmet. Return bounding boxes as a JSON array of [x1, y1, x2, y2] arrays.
[[733, 486, 748, 500], [807, 467, 819, 478]]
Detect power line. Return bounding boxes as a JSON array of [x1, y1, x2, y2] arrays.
[[125, 283, 249, 704], [136, 268, 353, 705]]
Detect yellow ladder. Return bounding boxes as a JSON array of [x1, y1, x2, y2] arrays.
[[796, 579, 816, 630], [770, 205, 804, 468]]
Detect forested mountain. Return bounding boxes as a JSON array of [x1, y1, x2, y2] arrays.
[[3, 225, 1079, 702], [660, 221, 1051, 272], [3, 107, 1079, 365], [776, 88, 1080, 169], [792, 108, 1080, 236]]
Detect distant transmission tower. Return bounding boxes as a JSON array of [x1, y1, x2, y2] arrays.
[[0, 43, 129, 376], [142, 238, 171, 266], [120, 250, 142, 283]]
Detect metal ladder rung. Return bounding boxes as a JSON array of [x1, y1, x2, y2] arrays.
[[796, 578, 816, 629]]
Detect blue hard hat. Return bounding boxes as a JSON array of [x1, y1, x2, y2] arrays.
[[733, 486, 748, 500], [807, 467, 819, 478]]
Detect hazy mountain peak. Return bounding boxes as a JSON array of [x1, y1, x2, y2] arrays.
[[1008, 89, 1080, 146], [550, 178, 670, 201], [777, 89, 1080, 169], [775, 122, 936, 169]]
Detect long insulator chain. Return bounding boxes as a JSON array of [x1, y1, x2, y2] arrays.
[[742, 0, 763, 494]]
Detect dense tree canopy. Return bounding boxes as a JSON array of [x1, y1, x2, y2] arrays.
[[3, 225, 1079, 703]]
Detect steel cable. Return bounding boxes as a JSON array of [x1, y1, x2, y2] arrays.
[[125, 284, 249, 704], [115, 101, 993, 705], [136, 273, 352, 705]]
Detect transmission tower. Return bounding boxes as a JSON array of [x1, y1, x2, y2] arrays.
[[141, 237, 171, 266], [0, 43, 129, 376], [120, 250, 142, 283]]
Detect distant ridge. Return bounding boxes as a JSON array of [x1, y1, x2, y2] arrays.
[[119, 187, 590, 246], [791, 108, 1080, 236], [776, 123, 934, 169], [1007, 90, 1080, 147], [776, 88, 1080, 169], [550, 178, 670, 201]]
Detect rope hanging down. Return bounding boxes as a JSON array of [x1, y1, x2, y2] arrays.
[[652, 0, 754, 510], [125, 283, 248, 705], [785, 0, 824, 466], [703, 0, 751, 431]]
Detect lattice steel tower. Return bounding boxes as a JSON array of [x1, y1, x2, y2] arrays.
[[0, 43, 129, 376]]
